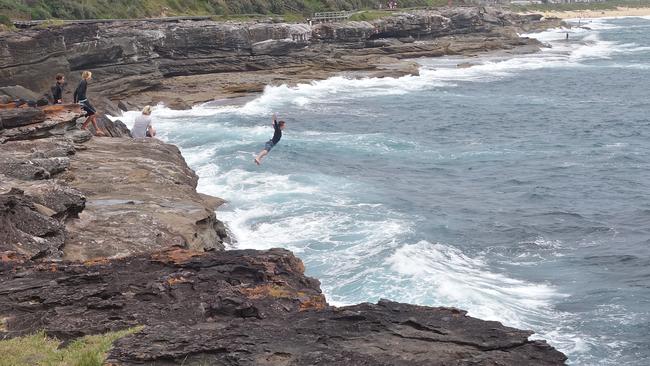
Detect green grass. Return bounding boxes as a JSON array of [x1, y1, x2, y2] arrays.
[[32, 19, 66, 29], [0, 327, 142, 366], [349, 10, 394, 21], [0, 0, 440, 20], [0, 14, 15, 31]]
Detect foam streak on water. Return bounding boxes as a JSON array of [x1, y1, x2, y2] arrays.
[[115, 17, 650, 365]]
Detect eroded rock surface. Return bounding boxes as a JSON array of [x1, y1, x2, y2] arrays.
[[62, 137, 227, 260], [109, 300, 566, 366], [0, 248, 325, 339], [0, 105, 227, 261], [0, 188, 66, 260], [0, 8, 564, 110], [0, 11, 570, 364], [0, 247, 565, 365]]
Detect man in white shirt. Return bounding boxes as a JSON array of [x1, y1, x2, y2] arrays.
[[131, 105, 156, 138]]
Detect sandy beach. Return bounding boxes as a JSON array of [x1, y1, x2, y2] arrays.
[[537, 6, 650, 19]]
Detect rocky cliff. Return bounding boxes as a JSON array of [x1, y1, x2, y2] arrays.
[[0, 105, 227, 262], [0, 8, 568, 365], [0, 247, 567, 365], [1, 7, 563, 110], [0, 101, 567, 366]]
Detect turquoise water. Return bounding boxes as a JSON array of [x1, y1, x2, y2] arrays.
[[123, 17, 650, 365]]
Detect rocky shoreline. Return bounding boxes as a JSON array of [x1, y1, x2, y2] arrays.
[[1, 7, 564, 111], [1, 7, 568, 365]]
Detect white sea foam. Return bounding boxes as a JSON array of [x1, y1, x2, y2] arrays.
[[385, 241, 598, 360], [386, 241, 560, 323], [105, 19, 633, 124], [104, 18, 645, 365]]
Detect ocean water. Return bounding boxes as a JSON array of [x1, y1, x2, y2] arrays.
[[120, 17, 650, 365]]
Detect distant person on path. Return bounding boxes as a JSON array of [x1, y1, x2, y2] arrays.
[[131, 105, 156, 138], [74, 70, 104, 136], [51, 73, 65, 104], [254, 113, 285, 165]]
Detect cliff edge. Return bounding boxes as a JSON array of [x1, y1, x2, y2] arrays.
[[0, 105, 227, 262], [0, 8, 568, 365]]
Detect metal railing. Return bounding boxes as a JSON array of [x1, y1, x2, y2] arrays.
[[311, 11, 355, 23]]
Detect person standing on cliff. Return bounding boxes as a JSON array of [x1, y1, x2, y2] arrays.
[[254, 113, 285, 165], [51, 73, 65, 104], [131, 105, 156, 138], [74, 71, 104, 136]]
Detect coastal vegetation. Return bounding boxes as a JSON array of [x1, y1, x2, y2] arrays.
[[0, 327, 142, 366], [1, 0, 439, 20], [0, 13, 14, 30]]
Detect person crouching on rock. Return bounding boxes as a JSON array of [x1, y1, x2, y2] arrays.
[[51, 73, 65, 104], [254, 113, 285, 165], [131, 105, 156, 138], [74, 71, 104, 136]]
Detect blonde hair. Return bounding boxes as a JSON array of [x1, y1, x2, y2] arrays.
[[81, 71, 92, 80], [142, 105, 152, 115]]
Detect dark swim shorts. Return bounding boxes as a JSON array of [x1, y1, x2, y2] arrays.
[[264, 140, 275, 152], [79, 100, 96, 116]]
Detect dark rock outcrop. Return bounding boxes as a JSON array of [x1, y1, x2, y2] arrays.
[[0, 105, 82, 142], [0, 247, 566, 365], [0, 188, 66, 260], [0, 248, 325, 339], [109, 301, 566, 366]]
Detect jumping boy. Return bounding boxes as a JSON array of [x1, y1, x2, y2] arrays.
[[73, 71, 104, 136], [254, 113, 285, 165]]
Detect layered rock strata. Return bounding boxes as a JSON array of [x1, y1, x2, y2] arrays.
[[0, 8, 563, 110], [0, 106, 567, 365], [0, 247, 567, 365], [0, 106, 227, 262], [0, 9, 569, 365]]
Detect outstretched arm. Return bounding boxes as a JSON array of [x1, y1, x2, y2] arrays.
[[272, 113, 277, 127]]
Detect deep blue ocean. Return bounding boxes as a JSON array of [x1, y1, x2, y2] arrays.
[[122, 16, 650, 365]]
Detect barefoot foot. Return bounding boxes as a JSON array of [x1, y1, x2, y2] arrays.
[[254, 158, 260, 166]]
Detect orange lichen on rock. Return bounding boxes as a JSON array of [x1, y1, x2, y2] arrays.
[[166, 276, 192, 286], [32, 263, 59, 272], [241, 284, 293, 299], [83, 257, 111, 267], [240, 284, 327, 311], [41, 104, 81, 114], [299, 295, 327, 311], [0, 251, 26, 264], [0, 103, 16, 109], [150, 248, 204, 264]]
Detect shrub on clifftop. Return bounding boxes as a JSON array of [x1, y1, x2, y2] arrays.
[[1, 0, 437, 20]]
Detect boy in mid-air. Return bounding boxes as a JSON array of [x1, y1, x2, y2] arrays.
[[254, 113, 285, 165]]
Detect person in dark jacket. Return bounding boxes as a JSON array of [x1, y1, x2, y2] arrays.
[[254, 113, 285, 165], [73, 70, 104, 136], [51, 73, 65, 104]]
